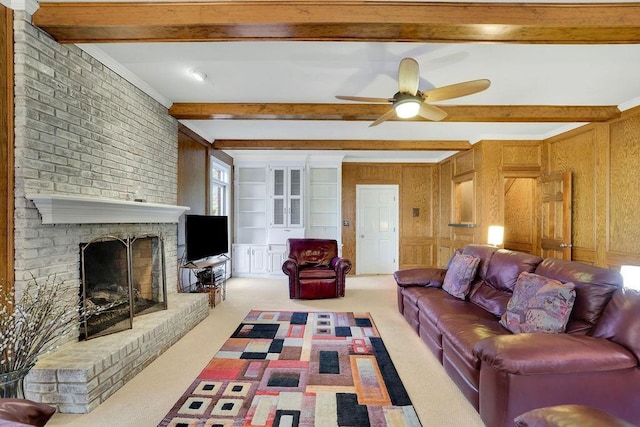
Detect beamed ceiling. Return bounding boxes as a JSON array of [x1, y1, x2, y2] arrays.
[[32, 1, 640, 161]]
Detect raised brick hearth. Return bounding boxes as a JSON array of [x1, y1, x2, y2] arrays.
[[24, 293, 208, 413]]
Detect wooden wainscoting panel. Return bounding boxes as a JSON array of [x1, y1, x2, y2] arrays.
[[501, 141, 542, 170], [571, 247, 597, 266], [438, 245, 456, 268], [504, 177, 535, 253], [401, 165, 435, 239], [438, 159, 453, 240], [606, 252, 640, 270], [547, 127, 598, 254], [453, 150, 475, 177], [608, 112, 640, 255], [400, 237, 435, 269]]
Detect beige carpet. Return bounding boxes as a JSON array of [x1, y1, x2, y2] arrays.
[[47, 275, 484, 427]]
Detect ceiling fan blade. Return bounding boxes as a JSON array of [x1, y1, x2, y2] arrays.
[[369, 108, 397, 127], [335, 95, 393, 103], [418, 103, 448, 121], [422, 79, 491, 102], [398, 58, 420, 96]]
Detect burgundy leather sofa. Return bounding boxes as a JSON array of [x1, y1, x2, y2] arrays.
[[282, 238, 351, 299], [394, 244, 640, 427], [0, 398, 55, 426]]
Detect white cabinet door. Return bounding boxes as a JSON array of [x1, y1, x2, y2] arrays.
[[233, 244, 268, 275], [288, 168, 303, 227], [268, 244, 287, 275], [232, 244, 251, 275], [250, 246, 268, 274], [271, 167, 304, 228]]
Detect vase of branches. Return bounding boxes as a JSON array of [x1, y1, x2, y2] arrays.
[[0, 275, 92, 399]]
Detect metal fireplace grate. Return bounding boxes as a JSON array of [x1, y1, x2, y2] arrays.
[[79, 234, 167, 340]]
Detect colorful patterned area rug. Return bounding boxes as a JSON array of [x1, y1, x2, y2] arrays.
[[158, 310, 421, 427]]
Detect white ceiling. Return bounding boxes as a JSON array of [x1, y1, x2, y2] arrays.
[[76, 28, 640, 162]]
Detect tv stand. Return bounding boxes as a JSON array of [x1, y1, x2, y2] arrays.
[[179, 257, 227, 307]]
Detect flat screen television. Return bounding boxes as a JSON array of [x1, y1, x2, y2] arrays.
[[184, 215, 229, 263]]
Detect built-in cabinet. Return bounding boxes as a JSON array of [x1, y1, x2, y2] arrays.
[[271, 167, 303, 228], [307, 167, 340, 240], [232, 244, 268, 275], [232, 156, 342, 277], [235, 167, 267, 245]]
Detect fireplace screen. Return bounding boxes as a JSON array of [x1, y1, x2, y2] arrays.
[[80, 234, 167, 340]]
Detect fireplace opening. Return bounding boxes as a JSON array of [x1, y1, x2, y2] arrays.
[[80, 234, 167, 340]]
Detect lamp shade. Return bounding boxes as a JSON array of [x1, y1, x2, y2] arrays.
[[620, 265, 640, 291], [487, 225, 504, 247]]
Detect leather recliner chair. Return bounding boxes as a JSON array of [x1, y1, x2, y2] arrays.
[[282, 238, 352, 299]]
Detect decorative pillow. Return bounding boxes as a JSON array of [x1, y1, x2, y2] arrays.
[[500, 272, 576, 334], [442, 253, 481, 299]]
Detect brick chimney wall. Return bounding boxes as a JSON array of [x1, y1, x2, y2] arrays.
[[12, 12, 180, 298]]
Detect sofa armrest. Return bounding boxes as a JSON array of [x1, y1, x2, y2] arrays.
[[474, 334, 637, 375], [0, 399, 56, 427], [393, 268, 446, 288], [282, 258, 299, 277]]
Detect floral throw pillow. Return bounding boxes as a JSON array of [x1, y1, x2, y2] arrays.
[[442, 253, 481, 299], [500, 272, 576, 334]]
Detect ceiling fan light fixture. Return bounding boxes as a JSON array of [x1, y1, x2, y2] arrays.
[[393, 94, 421, 119], [189, 69, 207, 82]]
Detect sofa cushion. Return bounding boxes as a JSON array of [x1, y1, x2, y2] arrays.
[[500, 272, 576, 334], [298, 267, 336, 280], [469, 281, 512, 317], [485, 249, 543, 292], [534, 258, 622, 333], [417, 290, 495, 326], [462, 244, 498, 281], [443, 253, 481, 299], [591, 288, 640, 361], [440, 315, 511, 370]]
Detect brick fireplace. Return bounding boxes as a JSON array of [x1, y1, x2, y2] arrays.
[[10, 11, 209, 414], [19, 196, 209, 413]]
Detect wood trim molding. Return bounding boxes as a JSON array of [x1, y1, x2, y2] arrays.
[[33, 2, 640, 44], [1, 5, 14, 291], [213, 139, 471, 151], [170, 103, 621, 123]]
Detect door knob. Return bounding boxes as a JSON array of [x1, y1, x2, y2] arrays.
[[559, 243, 573, 248]]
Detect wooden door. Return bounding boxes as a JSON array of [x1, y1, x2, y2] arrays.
[[540, 171, 572, 259]]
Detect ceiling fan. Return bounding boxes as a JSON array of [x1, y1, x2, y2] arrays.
[[336, 57, 491, 127]]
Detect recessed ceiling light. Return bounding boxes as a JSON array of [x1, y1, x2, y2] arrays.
[[189, 69, 207, 82]]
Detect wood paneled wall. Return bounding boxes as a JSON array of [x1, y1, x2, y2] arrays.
[[543, 107, 640, 268], [437, 140, 542, 266], [1, 5, 13, 294], [178, 127, 208, 216], [341, 163, 438, 273], [177, 124, 233, 215]]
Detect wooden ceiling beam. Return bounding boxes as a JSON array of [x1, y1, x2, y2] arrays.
[[170, 103, 621, 123], [213, 139, 472, 151], [33, 2, 640, 44]]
